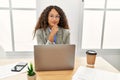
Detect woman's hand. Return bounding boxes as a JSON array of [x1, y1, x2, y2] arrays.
[[51, 25, 58, 35], [48, 25, 58, 42]]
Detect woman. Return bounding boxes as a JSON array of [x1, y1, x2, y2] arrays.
[[33, 5, 70, 45]]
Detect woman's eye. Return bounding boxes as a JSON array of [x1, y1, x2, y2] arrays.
[[50, 15, 54, 17]]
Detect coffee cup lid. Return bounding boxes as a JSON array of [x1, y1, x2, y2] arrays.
[[86, 50, 97, 55]]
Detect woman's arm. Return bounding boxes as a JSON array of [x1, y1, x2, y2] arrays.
[[36, 29, 45, 45], [63, 29, 70, 44], [36, 29, 55, 45]]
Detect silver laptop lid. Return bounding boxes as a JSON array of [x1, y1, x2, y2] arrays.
[[34, 44, 75, 71]]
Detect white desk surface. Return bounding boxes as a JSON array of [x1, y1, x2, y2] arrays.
[[0, 57, 119, 80]]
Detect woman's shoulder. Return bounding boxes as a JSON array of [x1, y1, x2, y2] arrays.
[[36, 28, 44, 35], [59, 27, 70, 34], [59, 27, 69, 31]]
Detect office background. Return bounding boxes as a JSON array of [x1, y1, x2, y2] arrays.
[[0, 0, 120, 70]]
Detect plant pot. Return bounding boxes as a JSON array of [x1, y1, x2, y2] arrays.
[[27, 74, 36, 80]]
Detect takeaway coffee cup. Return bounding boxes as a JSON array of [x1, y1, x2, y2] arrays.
[[86, 50, 97, 67]]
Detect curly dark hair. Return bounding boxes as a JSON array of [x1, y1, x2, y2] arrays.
[[33, 5, 69, 38]]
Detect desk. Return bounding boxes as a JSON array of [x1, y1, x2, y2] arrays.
[[0, 57, 119, 80]]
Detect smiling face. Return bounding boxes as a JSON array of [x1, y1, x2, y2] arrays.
[[48, 9, 60, 28]]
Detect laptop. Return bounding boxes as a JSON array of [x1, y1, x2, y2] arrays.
[[34, 44, 75, 71]]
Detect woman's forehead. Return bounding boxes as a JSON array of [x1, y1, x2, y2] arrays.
[[49, 9, 59, 15]]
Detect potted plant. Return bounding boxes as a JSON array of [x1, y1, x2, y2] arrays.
[[27, 63, 36, 80]]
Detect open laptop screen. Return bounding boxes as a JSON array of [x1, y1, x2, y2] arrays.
[[34, 44, 75, 71]]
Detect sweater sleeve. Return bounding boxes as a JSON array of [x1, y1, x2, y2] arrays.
[[36, 29, 55, 45], [63, 29, 70, 44], [36, 29, 44, 45]]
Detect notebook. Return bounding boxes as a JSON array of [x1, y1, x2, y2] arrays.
[[72, 66, 120, 80], [34, 44, 75, 71]]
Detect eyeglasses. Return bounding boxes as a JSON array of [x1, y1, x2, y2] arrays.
[[49, 15, 60, 19]]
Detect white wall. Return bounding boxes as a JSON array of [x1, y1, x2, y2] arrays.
[[0, 45, 6, 58], [36, 0, 83, 55]]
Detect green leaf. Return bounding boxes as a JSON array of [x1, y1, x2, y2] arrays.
[[27, 63, 36, 76]]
